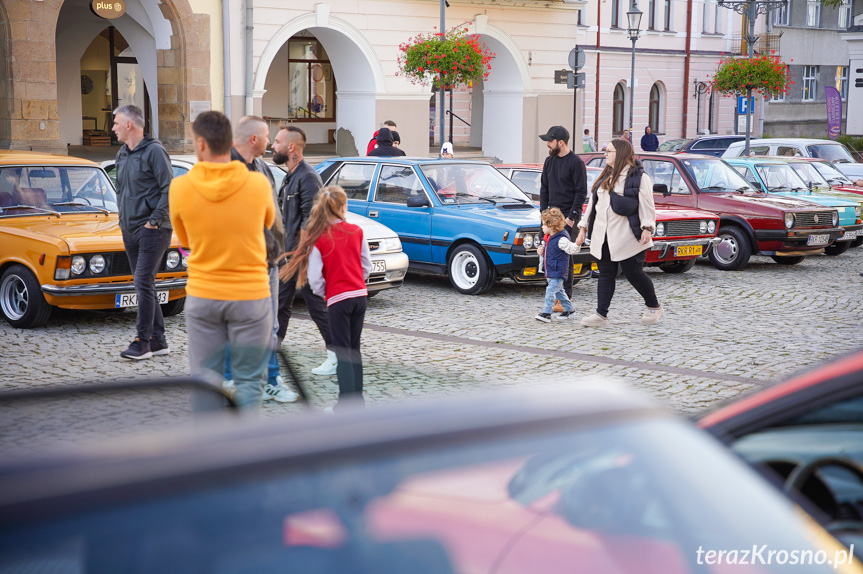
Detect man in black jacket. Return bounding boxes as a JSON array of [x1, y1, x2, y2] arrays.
[[112, 104, 174, 360], [271, 125, 336, 376], [539, 126, 588, 298], [367, 127, 406, 157]]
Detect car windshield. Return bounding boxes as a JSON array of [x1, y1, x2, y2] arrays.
[[811, 161, 854, 185], [787, 162, 832, 191], [807, 144, 855, 163], [754, 163, 809, 192], [420, 163, 531, 205], [658, 140, 685, 152], [680, 158, 755, 193], [0, 166, 117, 215], [0, 417, 850, 573]]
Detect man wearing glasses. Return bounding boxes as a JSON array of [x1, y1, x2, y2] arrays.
[[538, 126, 588, 299]]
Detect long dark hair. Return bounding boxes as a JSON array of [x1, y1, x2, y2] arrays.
[[593, 138, 637, 193], [278, 186, 348, 287]]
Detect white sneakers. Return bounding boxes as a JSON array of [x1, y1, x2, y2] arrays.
[[580, 312, 609, 327], [262, 377, 300, 403], [311, 350, 338, 376], [642, 305, 664, 325], [222, 379, 236, 397]]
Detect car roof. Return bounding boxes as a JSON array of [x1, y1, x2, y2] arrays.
[[325, 157, 491, 166], [728, 138, 848, 147], [636, 151, 726, 161], [0, 151, 99, 167], [686, 135, 744, 142], [725, 158, 788, 165]]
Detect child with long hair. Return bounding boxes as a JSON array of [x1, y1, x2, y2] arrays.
[[279, 186, 371, 409]]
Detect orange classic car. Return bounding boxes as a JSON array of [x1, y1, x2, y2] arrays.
[[0, 151, 186, 328]]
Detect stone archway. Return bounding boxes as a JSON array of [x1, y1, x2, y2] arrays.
[[1, 0, 209, 153]]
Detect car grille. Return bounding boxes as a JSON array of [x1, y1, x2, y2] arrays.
[[666, 220, 707, 237], [794, 210, 834, 228], [109, 253, 132, 277]]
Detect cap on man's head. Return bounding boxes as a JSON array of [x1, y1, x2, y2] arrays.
[[539, 126, 570, 143], [441, 142, 453, 155]]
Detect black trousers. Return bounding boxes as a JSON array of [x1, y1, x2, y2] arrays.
[[562, 224, 576, 298], [277, 273, 332, 348], [121, 226, 172, 342], [595, 241, 659, 318], [328, 296, 367, 408]]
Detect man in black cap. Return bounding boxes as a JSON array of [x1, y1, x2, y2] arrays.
[[539, 125, 588, 298]]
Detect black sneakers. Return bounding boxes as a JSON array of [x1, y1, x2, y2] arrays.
[[120, 338, 153, 360], [556, 310, 577, 320], [535, 313, 552, 323], [149, 337, 170, 356]]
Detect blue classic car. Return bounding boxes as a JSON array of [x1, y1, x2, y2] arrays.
[[315, 158, 593, 295]]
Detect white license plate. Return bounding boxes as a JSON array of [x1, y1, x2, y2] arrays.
[[371, 260, 386, 273], [115, 291, 169, 308], [807, 234, 830, 246], [840, 230, 857, 241]]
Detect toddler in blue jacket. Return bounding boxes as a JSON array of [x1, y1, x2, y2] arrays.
[[535, 208, 576, 322]]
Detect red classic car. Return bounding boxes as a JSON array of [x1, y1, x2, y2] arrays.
[[498, 164, 720, 274], [579, 152, 845, 271]]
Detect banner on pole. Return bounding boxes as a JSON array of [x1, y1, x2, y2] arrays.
[[825, 86, 842, 140]]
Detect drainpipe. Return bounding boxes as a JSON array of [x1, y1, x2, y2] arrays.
[[223, 0, 231, 119], [682, 0, 693, 138], [245, 0, 253, 115], [594, 0, 601, 142]]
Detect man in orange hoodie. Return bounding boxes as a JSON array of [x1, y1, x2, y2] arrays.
[[169, 111, 276, 407]]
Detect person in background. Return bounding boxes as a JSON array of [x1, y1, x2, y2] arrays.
[[622, 129, 631, 143], [441, 142, 454, 158], [280, 186, 371, 412], [367, 120, 397, 155], [392, 131, 401, 148], [640, 126, 659, 152], [170, 111, 275, 408], [367, 127, 406, 157], [111, 104, 174, 360], [583, 129, 597, 153]]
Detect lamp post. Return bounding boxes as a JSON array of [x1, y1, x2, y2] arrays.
[[626, 3, 643, 140], [439, 0, 447, 153]]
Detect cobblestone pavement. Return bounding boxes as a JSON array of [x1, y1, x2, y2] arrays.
[[1, 250, 861, 452]]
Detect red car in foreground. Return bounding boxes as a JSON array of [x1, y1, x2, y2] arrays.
[[498, 164, 720, 274]]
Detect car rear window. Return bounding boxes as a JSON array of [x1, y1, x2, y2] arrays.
[[807, 144, 855, 163]]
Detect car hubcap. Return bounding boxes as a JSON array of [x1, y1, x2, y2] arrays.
[[1, 275, 29, 321], [452, 252, 479, 288], [714, 235, 738, 264]]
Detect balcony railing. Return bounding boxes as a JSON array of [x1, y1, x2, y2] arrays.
[[729, 33, 782, 56]]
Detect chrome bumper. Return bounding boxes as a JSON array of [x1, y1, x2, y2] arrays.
[[650, 237, 720, 257], [42, 278, 187, 297], [366, 252, 409, 292]]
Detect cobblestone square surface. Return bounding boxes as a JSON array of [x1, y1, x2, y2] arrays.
[[1, 250, 861, 450]]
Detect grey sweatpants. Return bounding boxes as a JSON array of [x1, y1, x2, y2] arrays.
[[186, 295, 272, 408]]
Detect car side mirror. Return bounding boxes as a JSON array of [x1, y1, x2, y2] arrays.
[[752, 181, 763, 191], [406, 196, 430, 208], [653, 183, 670, 197]]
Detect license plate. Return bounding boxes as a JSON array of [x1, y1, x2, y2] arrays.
[[840, 231, 857, 241], [115, 291, 169, 308], [674, 245, 702, 257], [523, 267, 537, 276], [572, 264, 583, 274], [807, 234, 830, 246], [371, 260, 386, 273]]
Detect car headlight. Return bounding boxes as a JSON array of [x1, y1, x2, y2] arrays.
[[383, 237, 402, 252], [524, 234, 534, 249], [707, 220, 716, 234], [833, 211, 839, 226], [535, 233, 543, 248], [655, 223, 665, 237], [166, 250, 181, 269], [71, 256, 86, 275], [182, 253, 189, 268], [699, 220, 708, 234], [784, 213, 794, 229], [856, 206, 862, 219], [89, 254, 106, 274]]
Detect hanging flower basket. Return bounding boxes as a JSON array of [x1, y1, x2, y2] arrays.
[[710, 52, 793, 99], [397, 26, 495, 90]]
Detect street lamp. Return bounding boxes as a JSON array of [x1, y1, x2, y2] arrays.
[[626, 3, 643, 140]]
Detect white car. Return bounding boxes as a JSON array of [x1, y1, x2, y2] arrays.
[[722, 138, 861, 178], [101, 159, 408, 295]]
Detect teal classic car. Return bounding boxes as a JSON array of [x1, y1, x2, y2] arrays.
[[726, 158, 862, 256]]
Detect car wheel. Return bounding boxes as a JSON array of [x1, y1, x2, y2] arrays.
[[708, 226, 751, 271], [823, 241, 851, 256], [770, 255, 805, 265], [850, 236, 863, 248], [448, 244, 493, 295], [160, 297, 186, 317], [0, 264, 53, 328], [659, 258, 697, 274]]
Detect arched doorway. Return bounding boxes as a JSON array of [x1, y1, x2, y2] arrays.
[[254, 15, 384, 157]]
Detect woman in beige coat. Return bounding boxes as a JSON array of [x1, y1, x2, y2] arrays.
[[560, 138, 663, 327]]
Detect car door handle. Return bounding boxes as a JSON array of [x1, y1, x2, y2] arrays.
[[369, 210, 379, 218]]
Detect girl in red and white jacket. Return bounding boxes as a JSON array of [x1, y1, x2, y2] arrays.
[[280, 186, 371, 410]]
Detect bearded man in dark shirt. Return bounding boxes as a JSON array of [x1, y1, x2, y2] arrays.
[[539, 126, 588, 299]]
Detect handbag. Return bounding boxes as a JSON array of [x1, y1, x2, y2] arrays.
[[609, 189, 639, 216]]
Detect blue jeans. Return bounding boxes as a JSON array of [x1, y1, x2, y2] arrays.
[[224, 267, 280, 385], [542, 278, 573, 314]]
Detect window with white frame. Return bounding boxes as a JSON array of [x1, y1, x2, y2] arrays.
[[836, 66, 849, 100], [839, 0, 852, 28], [806, 0, 820, 27], [803, 66, 819, 101], [714, 0, 722, 33], [770, 90, 786, 102], [612, 0, 621, 27], [664, 0, 672, 30], [649, 0, 657, 29], [772, 2, 789, 26], [702, 0, 711, 32]]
